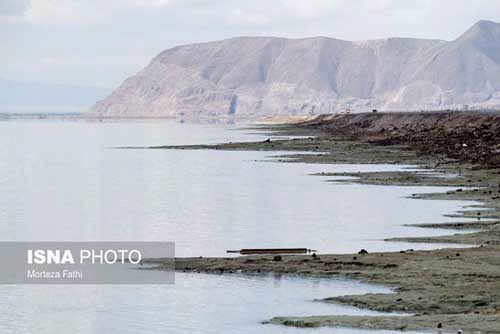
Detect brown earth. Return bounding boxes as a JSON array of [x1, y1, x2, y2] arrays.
[[300, 111, 500, 168]]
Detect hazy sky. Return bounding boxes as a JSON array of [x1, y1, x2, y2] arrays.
[[1, 0, 499, 88]]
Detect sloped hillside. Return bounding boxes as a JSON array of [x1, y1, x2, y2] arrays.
[[89, 20, 500, 119]]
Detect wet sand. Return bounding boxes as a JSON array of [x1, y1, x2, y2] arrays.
[[141, 112, 500, 333]]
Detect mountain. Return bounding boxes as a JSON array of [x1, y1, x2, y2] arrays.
[[0, 78, 109, 113], [89, 20, 500, 119]]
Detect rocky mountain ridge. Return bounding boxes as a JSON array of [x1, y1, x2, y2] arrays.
[[89, 20, 500, 119]]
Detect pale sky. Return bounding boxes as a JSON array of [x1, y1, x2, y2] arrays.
[[1, 0, 499, 88]]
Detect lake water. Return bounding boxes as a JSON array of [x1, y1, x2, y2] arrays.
[[0, 119, 475, 333]]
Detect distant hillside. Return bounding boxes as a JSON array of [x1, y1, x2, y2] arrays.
[[89, 20, 500, 119], [0, 78, 109, 113]]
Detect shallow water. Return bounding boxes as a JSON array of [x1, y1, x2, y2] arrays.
[[0, 119, 474, 333], [0, 119, 475, 255], [0, 273, 402, 334]]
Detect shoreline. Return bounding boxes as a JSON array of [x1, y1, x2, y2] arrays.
[[143, 112, 500, 333]]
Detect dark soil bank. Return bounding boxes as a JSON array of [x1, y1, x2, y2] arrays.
[[300, 110, 500, 167]]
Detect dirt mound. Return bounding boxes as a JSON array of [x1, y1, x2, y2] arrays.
[[301, 111, 500, 167]]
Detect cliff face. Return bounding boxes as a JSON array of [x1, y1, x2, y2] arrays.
[[89, 20, 500, 119]]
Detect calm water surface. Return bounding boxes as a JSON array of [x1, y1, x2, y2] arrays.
[[0, 119, 474, 333]]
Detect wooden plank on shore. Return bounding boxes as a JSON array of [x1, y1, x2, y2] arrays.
[[226, 248, 316, 255]]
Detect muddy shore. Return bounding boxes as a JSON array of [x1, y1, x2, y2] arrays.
[[144, 111, 500, 333]]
